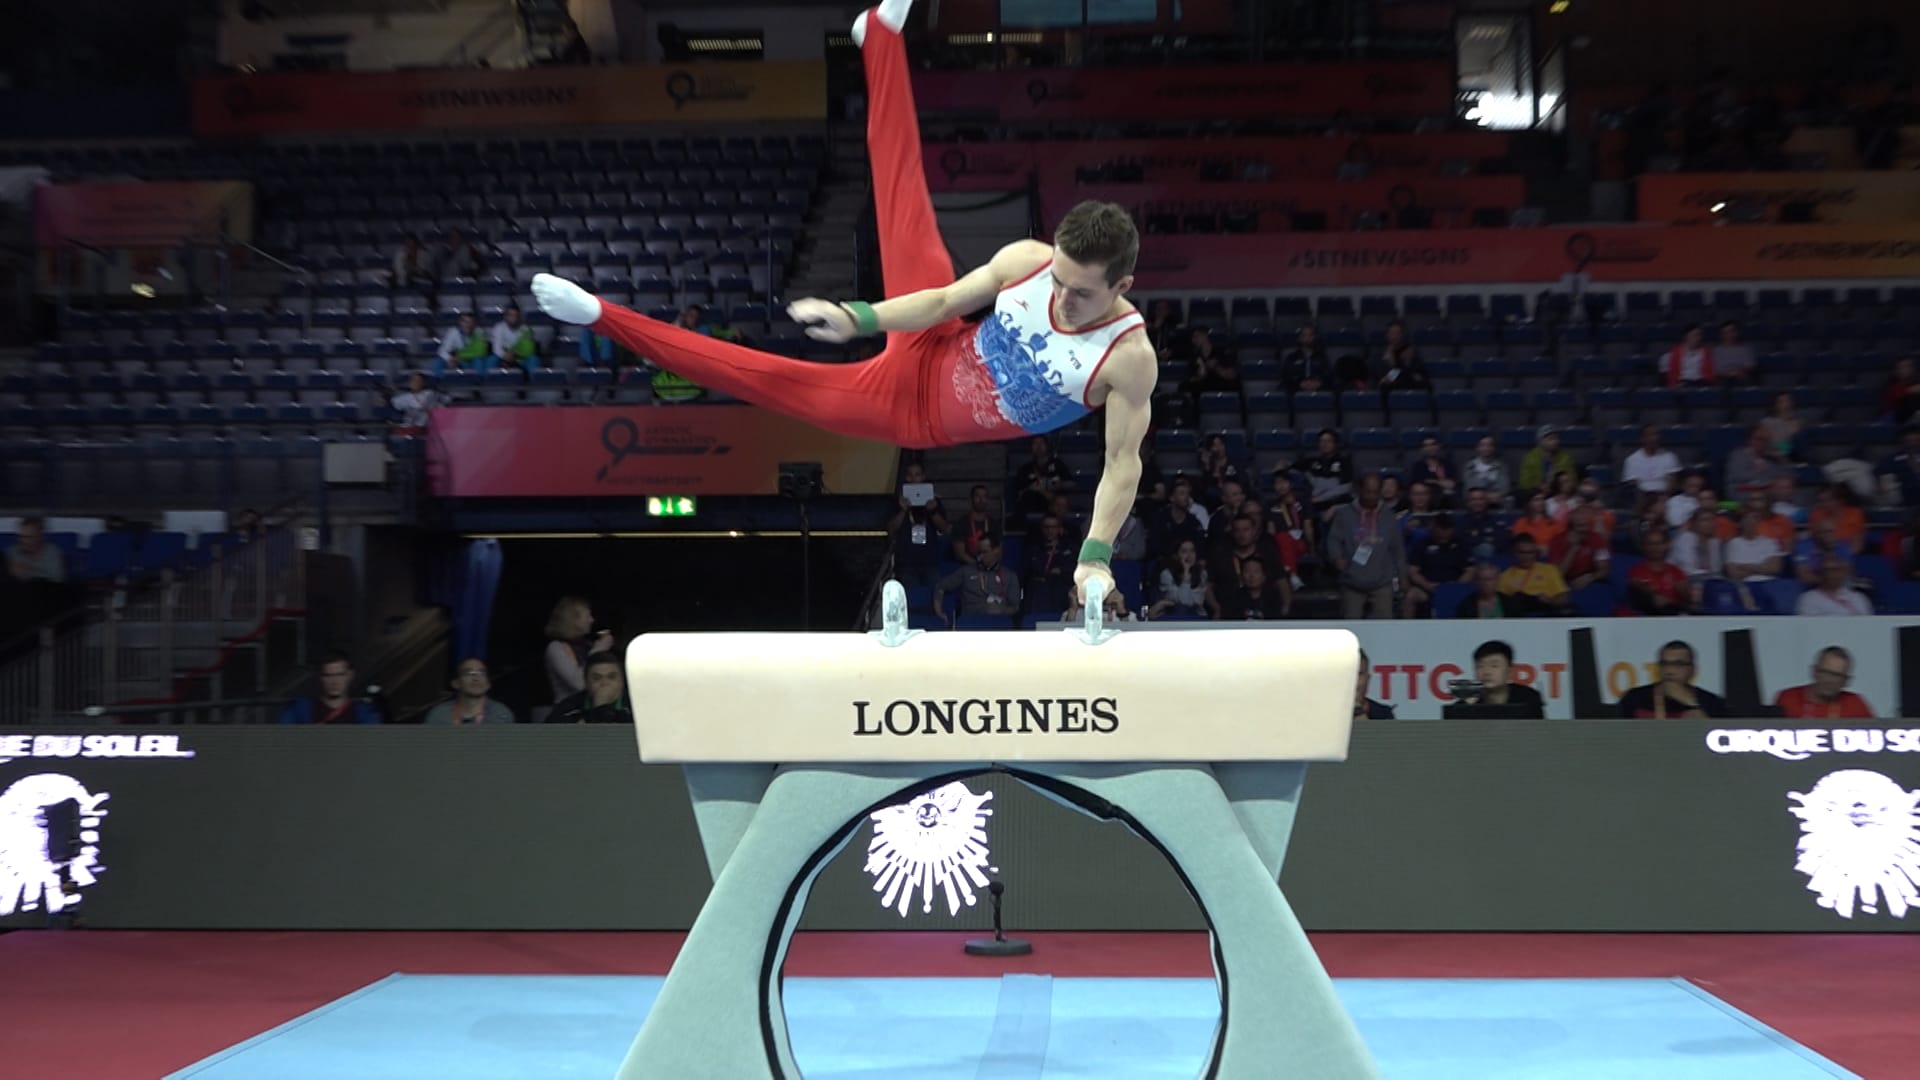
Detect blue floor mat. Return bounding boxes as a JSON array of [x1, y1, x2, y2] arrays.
[[168, 974, 1859, 1080]]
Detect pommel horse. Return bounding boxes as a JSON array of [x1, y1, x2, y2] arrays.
[[617, 580, 1380, 1079]]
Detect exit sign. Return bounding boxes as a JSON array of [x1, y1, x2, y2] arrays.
[[647, 496, 697, 517]]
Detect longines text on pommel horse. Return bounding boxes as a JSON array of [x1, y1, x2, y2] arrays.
[[617, 580, 1381, 1080]]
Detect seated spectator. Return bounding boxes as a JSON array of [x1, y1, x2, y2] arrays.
[[1353, 649, 1396, 719], [390, 372, 441, 430], [1398, 481, 1439, 547], [1725, 509, 1786, 583], [1619, 641, 1729, 719], [933, 534, 1022, 622], [1628, 529, 1692, 615], [1725, 425, 1789, 498], [1496, 535, 1572, 615], [1544, 471, 1581, 523], [1715, 320, 1756, 384], [1145, 299, 1184, 358], [1150, 540, 1209, 619], [1882, 355, 1920, 425], [1796, 555, 1873, 616], [1879, 422, 1920, 507], [1774, 647, 1875, 719], [545, 595, 613, 705], [435, 311, 491, 377], [1379, 474, 1405, 514], [1511, 492, 1564, 550], [490, 305, 539, 372], [278, 650, 381, 724], [1551, 503, 1612, 590], [1266, 470, 1315, 556], [1518, 426, 1576, 497], [1463, 436, 1512, 507], [1377, 320, 1430, 396], [576, 327, 630, 368], [1665, 472, 1708, 529], [1445, 640, 1546, 719], [1207, 477, 1255, 547], [1014, 435, 1072, 518], [1022, 514, 1076, 614], [1807, 484, 1865, 548], [1193, 434, 1243, 507], [1239, 500, 1299, 583], [1456, 561, 1507, 619], [1404, 511, 1471, 618], [1304, 429, 1355, 514], [1794, 516, 1856, 587], [1135, 440, 1167, 506], [1150, 478, 1210, 563], [1660, 323, 1715, 387], [389, 233, 436, 291], [1622, 424, 1682, 498], [1408, 435, 1459, 507], [950, 486, 999, 566], [1457, 487, 1506, 561], [1218, 557, 1290, 620], [1760, 392, 1805, 462], [6, 516, 67, 583], [427, 658, 517, 724], [1672, 506, 1727, 582], [433, 227, 486, 279], [1208, 513, 1286, 610], [548, 653, 632, 723], [1180, 329, 1240, 396], [1282, 325, 1331, 392], [1745, 489, 1798, 547]]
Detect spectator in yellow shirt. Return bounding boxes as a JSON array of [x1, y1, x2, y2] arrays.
[[1496, 535, 1572, 616]]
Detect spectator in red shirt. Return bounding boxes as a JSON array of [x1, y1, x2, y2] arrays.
[[1627, 529, 1692, 615], [1773, 647, 1876, 720], [1550, 503, 1612, 590]]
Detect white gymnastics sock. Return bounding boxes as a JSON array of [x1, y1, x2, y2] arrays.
[[852, 0, 914, 46], [530, 273, 602, 326]]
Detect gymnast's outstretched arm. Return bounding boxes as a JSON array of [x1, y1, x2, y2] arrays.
[[785, 240, 1050, 342], [1075, 333, 1158, 611]]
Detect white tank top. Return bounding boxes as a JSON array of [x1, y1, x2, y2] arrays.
[[944, 259, 1146, 439]]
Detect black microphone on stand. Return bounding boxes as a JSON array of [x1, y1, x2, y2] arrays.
[[965, 879, 1032, 956]]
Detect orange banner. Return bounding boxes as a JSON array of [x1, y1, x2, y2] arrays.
[[426, 405, 896, 498], [926, 133, 1512, 191], [192, 62, 825, 137], [34, 181, 253, 248], [1637, 172, 1920, 225], [1128, 225, 1920, 290]]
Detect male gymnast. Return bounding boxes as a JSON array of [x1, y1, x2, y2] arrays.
[[532, 0, 1155, 609]]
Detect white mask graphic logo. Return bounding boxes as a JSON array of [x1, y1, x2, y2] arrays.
[[0, 773, 111, 917], [1787, 769, 1920, 920], [864, 781, 994, 917]]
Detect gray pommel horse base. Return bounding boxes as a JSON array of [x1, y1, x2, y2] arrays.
[[617, 580, 1381, 1080]]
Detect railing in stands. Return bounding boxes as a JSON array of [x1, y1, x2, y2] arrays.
[[0, 520, 309, 723]]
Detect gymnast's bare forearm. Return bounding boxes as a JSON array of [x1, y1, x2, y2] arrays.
[[1086, 457, 1142, 552]]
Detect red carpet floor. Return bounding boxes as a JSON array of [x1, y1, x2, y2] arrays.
[[3, 930, 1914, 1079]]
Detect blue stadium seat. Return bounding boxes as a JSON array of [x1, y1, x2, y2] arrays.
[[83, 531, 134, 580]]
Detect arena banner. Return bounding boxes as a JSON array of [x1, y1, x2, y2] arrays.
[[425, 405, 895, 498], [1095, 617, 1914, 722], [925, 134, 1512, 192], [910, 61, 1455, 121], [190, 62, 826, 137], [1637, 171, 1920, 225], [1128, 224, 1920, 289], [32, 181, 254, 248], [1039, 175, 1525, 232]]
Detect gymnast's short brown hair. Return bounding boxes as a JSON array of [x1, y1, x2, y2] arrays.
[[1053, 201, 1139, 285]]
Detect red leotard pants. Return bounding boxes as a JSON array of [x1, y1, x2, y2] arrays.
[[584, 14, 964, 449]]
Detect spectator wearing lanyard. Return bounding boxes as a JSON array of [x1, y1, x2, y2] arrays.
[[1408, 435, 1458, 507], [1773, 647, 1875, 719], [1327, 473, 1405, 620], [949, 485, 997, 566], [1022, 515, 1076, 614], [933, 535, 1021, 623]]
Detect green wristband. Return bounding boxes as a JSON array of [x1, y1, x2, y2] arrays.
[[840, 300, 881, 337], [1079, 539, 1114, 565]]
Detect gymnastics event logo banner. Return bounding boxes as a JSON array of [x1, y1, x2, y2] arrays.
[[1130, 224, 1920, 289], [191, 62, 826, 136], [911, 61, 1454, 121], [33, 181, 255, 248], [1637, 171, 1920, 225], [925, 134, 1513, 192], [1037, 175, 1526, 232], [425, 405, 896, 498]]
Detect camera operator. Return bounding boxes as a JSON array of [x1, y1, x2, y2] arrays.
[[1443, 640, 1546, 719]]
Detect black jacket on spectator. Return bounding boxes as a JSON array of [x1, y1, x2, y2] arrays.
[[1281, 346, 1330, 390], [547, 692, 632, 724]]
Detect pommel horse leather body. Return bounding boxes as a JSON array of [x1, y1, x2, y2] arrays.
[[617, 582, 1381, 1079]]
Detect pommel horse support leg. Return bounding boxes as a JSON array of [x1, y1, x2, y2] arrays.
[[617, 581, 1380, 1079]]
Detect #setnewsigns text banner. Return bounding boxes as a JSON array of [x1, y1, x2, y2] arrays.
[[1128, 224, 1920, 289], [925, 134, 1513, 192], [1637, 171, 1920, 225], [1075, 617, 1916, 722], [192, 63, 825, 137], [911, 61, 1454, 121], [33, 181, 254, 248], [1039, 175, 1526, 233], [425, 405, 896, 498]]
